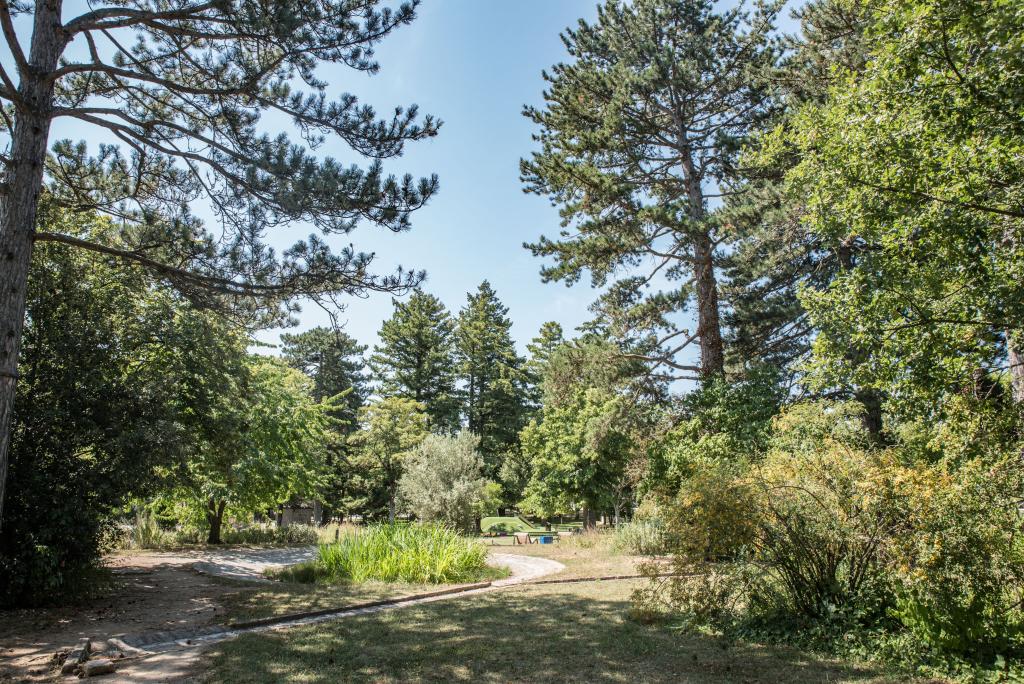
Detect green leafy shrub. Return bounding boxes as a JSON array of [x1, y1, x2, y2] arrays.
[[276, 523, 497, 584], [121, 509, 175, 549], [0, 216, 209, 606], [889, 456, 1024, 658], [650, 365, 784, 488], [639, 399, 1024, 676], [637, 402, 897, 623]]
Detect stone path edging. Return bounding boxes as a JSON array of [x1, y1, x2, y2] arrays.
[[109, 552, 565, 657]]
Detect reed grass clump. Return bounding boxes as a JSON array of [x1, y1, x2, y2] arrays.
[[276, 523, 496, 585]]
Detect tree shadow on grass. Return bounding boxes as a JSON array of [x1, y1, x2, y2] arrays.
[[208, 583, 896, 683]]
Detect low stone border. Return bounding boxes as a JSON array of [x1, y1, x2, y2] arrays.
[[529, 571, 685, 585], [227, 581, 494, 630]]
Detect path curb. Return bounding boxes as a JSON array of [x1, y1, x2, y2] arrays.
[[529, 571, 685, 585], [226, 581, 494, 630]]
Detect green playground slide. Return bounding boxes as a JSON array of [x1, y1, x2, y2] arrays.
[[480, 515, 549, 535]]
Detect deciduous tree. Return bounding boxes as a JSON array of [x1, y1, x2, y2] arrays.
[[781, 0, 1024, 424], [180, 357, 335, 543]]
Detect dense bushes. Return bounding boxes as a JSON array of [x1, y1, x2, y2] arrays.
[[636, 400, 1024, 675], [275, 523, 495, 585], [0, 215, 206, 607], [888, 456, 1024, 657]]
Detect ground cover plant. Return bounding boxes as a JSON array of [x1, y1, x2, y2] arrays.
[[272, 524, 501, 585]]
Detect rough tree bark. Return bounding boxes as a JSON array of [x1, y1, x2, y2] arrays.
[[693, 233, 725, 379], [679, 134, 725, 380], [206, 498, 227, 544], [0, 0, 68, 526]]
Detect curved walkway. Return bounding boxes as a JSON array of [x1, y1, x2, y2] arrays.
[[99, 549, 565, 681], [191, 546, 317, 582], [189, 547, 565, 586]]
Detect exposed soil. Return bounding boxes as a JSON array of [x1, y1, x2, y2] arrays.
[[0, 548, 562, 682], [0, 552, 253, 682]]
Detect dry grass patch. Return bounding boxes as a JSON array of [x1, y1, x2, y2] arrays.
[[485, 531, 663, 579], [204, 576, 905, 684]]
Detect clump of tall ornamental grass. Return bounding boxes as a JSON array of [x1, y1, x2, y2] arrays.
[[275, 523, 496, 585], [613, 520, 668, 556]]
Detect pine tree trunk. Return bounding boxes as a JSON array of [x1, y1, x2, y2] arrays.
[[388, 494, 396, 524], [0, 3, 67, 527], [678, 131, 724, 379], [693, 233, 725, 378]]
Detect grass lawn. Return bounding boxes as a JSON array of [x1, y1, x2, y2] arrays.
[[484, 531, 662, 579], [205, 578, 900, 683], [220, 579, 429, 624], [204, 540, 906, 684]]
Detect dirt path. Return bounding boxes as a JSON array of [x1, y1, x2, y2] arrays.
[[1, 548, 564, 682], [0, 552, 251, 682], [107, 551, 563, 682]]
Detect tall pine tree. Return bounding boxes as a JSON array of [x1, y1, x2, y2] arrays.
[[721, 0, 881, 432], [522, 0, 779, 381], [455, 282, 529, 477], [525, 321, 565, 409], [281, 327, 369, 429], [0, 0, 439, 520], [281, 327, 369, 521], [370, 291, 460, 432]]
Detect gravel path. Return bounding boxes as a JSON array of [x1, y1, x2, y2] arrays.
[[189, 547, 565, 585], [101, 550, 564, 682], [191, 546, 317, 581]]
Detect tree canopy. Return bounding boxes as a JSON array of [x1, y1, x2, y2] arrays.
[[0, 0, 440, 523]]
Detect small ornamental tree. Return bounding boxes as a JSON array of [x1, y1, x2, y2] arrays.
[[398, 431, 490, 532], [0, 0, 439, 524], [348, 397, 427, 523], [181, 356, 335, 544]]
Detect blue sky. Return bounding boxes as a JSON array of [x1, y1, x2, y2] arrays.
[[253, 1, 608, 355], [33, 1, 802, 358]]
